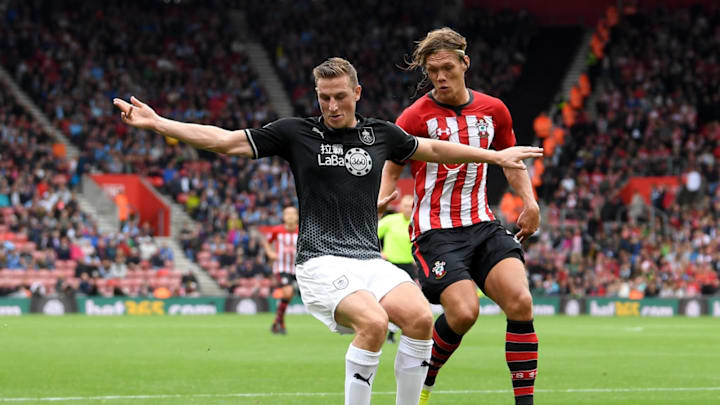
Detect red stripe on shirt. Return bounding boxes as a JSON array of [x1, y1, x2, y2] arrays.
[[449, 116, 470, 227]]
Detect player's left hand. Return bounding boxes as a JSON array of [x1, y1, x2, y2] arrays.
[[377, 190, 398, 214], [515, 203, 540, 243]]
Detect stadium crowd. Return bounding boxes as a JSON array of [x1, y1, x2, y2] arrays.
[[523, 5, 720, 298], [0, 83, 191, 298], [0, 0, 286, 293], [246, 0, 534, 120], [1, 0, 718, 298], [0, 0, 534, 293]]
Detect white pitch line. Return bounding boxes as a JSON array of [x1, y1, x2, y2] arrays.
[[1, 387, 719, 402]]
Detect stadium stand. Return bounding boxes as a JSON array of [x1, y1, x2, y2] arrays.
[[2, 0, 716, 299], [1, 0, 534, 294], [0, 81, 186, 298], [246, 0, 534, 120], [525, 5, 720, 298], [0, 0, 281, 294]]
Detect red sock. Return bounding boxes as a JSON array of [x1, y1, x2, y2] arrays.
[[425, 314, 463, 387], [506, 319, 538, 405], [275, 299, 289, 325]]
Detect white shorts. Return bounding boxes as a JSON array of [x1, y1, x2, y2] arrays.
[[296, 255, 414, 334]]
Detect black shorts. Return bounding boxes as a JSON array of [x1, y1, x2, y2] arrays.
[[275, 273, 297, 288], [392, 262, 418, 280], [413, 221, 524, 304]]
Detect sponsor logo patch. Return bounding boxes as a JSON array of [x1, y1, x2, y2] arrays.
[[344, 148, 372, 176]]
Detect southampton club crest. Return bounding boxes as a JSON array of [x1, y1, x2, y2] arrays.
[[432, 260, 446, 279], [359, 127, 375, 145], [476, 116, 491, 139]]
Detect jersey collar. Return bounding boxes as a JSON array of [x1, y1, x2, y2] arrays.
[[428, 89, 474, 116], [317, 113, 368, 132]]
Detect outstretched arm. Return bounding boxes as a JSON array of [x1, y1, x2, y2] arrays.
[[113, 96, 253, 157], [504, 167, 540, 242], [411, 138, 542, 170]]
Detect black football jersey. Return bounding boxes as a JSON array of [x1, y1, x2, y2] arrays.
[[247, 115, 418, 265]]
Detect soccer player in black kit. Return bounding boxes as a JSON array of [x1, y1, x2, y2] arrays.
[[113, 57, 542, 405]]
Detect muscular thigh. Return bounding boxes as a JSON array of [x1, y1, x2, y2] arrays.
[[468, 221, 525, 293], [335, 289, 387, 331], [380, 282, 429, 327]]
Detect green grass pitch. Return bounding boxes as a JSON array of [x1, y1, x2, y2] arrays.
[[0, 314, 718, 404]]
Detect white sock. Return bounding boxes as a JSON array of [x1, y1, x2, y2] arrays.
[[388, 322, 400, 333], [345, 344, 381, 405], [394, 335, 433, 405]]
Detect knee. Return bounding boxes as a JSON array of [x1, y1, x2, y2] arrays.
[[446, 304, 478, 334], [355, 312, 389, 344], [504, 289, 533, 321], [404, 308, 434, 339]]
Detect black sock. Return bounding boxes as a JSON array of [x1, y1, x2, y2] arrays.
[[424, 314, 463, 387], [506, 319, 538, 405]]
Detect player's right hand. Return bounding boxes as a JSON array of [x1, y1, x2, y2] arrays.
[[113, 96, 160, 131], [377, 190, 399, 215], [496, 146, 543, 169]]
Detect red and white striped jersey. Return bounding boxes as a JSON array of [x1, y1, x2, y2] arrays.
[[395, 90, 516, 240], [266, 225, 298, 274]]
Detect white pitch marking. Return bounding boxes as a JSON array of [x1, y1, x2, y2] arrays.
[[1, 387, 720, 402]]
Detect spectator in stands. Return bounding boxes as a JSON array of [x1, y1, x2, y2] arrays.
[[108, 253, 128, 279]]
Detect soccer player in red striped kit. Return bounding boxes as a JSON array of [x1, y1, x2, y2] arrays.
[[380, 28, 540, 405], [263, 205, 299, 335]]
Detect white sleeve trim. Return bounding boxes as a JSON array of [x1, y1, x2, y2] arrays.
[[245, 129, 260, 159], [398, 136, 419, 162]]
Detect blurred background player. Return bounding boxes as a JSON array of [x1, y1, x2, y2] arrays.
[[378, 194, 418, 343], [380, 28, 540, 405], [262, 205, 299, 335]]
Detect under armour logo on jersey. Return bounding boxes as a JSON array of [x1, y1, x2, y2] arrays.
[[435, 127, 452, 139], [353, 373, 373, 386]]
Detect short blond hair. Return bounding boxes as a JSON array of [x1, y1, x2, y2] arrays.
[[313, 57, 359, 87]]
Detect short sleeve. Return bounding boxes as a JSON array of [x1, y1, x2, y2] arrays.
[[491, 101, 517, 150], [266, 228, 278, 244], [246, 118, 296, 159], [385, 122, 419, 164]]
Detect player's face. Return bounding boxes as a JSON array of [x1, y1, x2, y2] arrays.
[[316, 75, 361, 129], [425, 50, 469, 105], [283, 206, 299, 228]]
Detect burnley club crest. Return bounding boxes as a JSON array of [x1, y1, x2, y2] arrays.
[[359, 127, 375, 145]]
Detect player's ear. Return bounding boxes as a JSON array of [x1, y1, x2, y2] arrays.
[[355, 84, 362, 101], [463, 55, 470, 72]]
